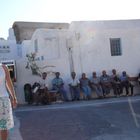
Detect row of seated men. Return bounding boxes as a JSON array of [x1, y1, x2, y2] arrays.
[[69, 69, 134, 100], [24, 69, 134, 105]]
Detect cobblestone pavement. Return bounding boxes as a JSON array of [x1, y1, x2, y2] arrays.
[[10, 96, 140, 140]]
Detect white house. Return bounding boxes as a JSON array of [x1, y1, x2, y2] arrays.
[[69, 20, 140, 77], [16, 29, 72, 103], [0, 28, 18, 60], [1, 19, 140, 103]]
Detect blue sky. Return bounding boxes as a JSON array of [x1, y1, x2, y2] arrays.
[[0, 0, 140, 39]]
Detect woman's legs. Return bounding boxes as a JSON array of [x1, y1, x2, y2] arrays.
[[0, 130, 8, 140]]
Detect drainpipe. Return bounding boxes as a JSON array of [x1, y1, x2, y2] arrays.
[[75, 32, 83, 74], [66, 38, 74, 73]]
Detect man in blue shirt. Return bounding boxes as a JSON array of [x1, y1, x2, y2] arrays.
[[52, 72, 68, 101]]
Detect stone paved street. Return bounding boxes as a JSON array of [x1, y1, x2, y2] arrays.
[[10, 96, 140, 140]]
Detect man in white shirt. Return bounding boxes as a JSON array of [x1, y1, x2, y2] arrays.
[[34, 72, 50, 105], [69, 72, 80, 101], [39, 72, 49, 90]]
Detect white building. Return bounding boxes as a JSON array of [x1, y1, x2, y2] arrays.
[[0, 28, 18, 60], [1, 19, 140, 103], [16, 29, 72, 103], [70, 20, 140, 76]]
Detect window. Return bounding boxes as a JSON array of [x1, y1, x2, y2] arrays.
[[34, 39, 38, 53], [110, 38, 122, 56], [0, 45, 10, 53], [41, 56, 44, 60]]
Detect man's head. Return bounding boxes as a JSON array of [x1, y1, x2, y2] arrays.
[[122, 71, 126, 76], [55, 72, 60, 78], [71, 72, 76, 79], [82, 73, 86, 78], [112, 69, 116, 75], [92, 72, 96, 77], [42, 72, 47, 79], [102, 70, 106, 76]]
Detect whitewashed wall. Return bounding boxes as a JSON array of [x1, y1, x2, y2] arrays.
[[16, 29, 72, 103], [70, 20, 140, 78], [32, 29, 71, 95], [15, 40, 35, 103], [0, 40, 17, 60]]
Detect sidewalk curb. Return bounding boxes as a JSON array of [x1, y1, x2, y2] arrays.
[[9, 115, 23, 140]]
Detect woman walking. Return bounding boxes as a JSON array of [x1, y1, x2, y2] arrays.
[[0, 63, 17, 140]]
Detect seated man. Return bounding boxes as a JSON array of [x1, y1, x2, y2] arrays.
[[90, 72, 103, 98], [80, 73, 91, 100], [111, 69, 122, 97], [138, 73, 140, 85], [100, 70, 112, 97], [69, 72, 80, 101], [120, 71, 134, 96], [33, 72, 50, 105], [52, 72, 68, 101]]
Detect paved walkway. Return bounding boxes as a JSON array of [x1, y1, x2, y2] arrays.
[[9, 115, 23, 140], [9, 95, 140, 140]]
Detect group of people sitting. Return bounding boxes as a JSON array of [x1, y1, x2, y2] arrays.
[[24, 72, 68, 105], [24, 69, 134, 105], [69, 69, 134, 101]]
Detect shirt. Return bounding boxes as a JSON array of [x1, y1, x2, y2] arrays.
[[111, 74, 120, 82], [52, 78, 64, 87], [120, 75, 129, 82], [100, 75, 110, 84], [80, 78, 90, 87], [39, 79, 49, 89], [69, 77, 80, 86], [90, 77, 100, 84]]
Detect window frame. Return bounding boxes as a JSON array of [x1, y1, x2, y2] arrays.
[[110, 38, 122, 56]]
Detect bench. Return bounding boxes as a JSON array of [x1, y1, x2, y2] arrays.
[[49, 90, 62, 102]]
